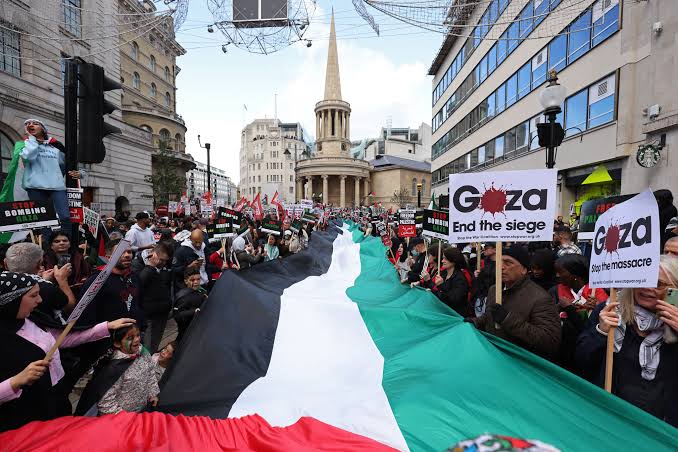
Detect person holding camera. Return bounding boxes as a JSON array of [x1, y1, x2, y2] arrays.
[[42, 231, 91, 293]]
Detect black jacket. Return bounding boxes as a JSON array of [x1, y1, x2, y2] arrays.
[[576, 303, 678, 427], [132, 254, 173, 317], [406, 253, 427, 283], [434, 269, 469, 316], [173, 288, 206, 324], [76, 270, 144, 327], [234, 250, 262, 270]]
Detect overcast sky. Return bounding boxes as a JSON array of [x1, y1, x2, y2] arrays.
[[174, 0, 441, 183]]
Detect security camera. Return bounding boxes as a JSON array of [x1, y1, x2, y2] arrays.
[[306, 40, 312, 48], [222, 45, 228, 53], [207, 25, 214, 33]]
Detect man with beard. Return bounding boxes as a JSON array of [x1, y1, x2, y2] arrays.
[[553, 227, 581, 258], [77, 239, 143, 327]]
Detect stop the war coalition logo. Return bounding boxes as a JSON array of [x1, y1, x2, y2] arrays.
[[447, 169, 557, 243], [589, 189, 660, 289]]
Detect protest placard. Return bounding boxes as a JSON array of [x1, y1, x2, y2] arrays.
[[260, 218, 282, 236], [67, 187, 84, 223], [300, 199, 313, 211], [423, 209, 449, 240], [578, 194, 635, 241], [168, 201, 178, 214], [82, 207, 99, 237], [301, 212, 317, 223], [90, 202, 102, 214], [589, 189, 660, 289], [0, 200, 59, 233], [47, 240, 132, 360], [447, 169, 557, 243], [398, 209, 416, 238]]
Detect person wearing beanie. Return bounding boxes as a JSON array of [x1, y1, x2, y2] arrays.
[[1, 119, 86, 236], [469, 245, 561, 360], [0, 271, 135, 432]]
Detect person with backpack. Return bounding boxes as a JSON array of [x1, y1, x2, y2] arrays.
[[432, 247, 471, 316]]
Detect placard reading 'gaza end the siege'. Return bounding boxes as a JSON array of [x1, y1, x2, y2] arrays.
[[447, 169, 557, 243], [589, 189, 660, 289]]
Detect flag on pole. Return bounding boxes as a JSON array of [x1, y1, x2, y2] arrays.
[[427, 193, 436, 210], [270, 191, 284, 220], [252, 192, 264, 220], [235, 196, 249, 212]]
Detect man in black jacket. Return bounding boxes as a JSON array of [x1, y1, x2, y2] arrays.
[[404, 237, 427, 283], [132, 242, 173, 353]]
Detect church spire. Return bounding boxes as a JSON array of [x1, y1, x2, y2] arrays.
[[323, 9, 342, 101]]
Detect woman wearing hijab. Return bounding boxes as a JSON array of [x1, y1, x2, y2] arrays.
[[576, 255, 678, 426], [530, 249, 557, 292], [232, 236, 262, 270], [0, 272, 134, 432]]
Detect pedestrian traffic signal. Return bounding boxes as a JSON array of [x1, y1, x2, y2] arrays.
[[78, 62, 122, 163]]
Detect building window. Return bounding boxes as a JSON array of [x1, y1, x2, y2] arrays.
[[62, 0, 82, 37], [0, 24, 20, 77], [150, 83, 156, 98], [534, 0, 548, 27], [131, 41, 139, 61], [164, 66, 170, 81], [515, 121, 529, 154], [565, 88, 588, 136], [132, 72, 140, 89], [140, 124, 153, 133], [494, 135, 504, 159], [506, 74, 518, 107], [0, 130, 14, 185], [496, 84, 506, 114], [159, 128, 171, 144], [548, 34, 566, 73], [421, 178, 426, 195], [519, 1, 534, 38], [150, 55, 156, 72], [592, 0, 619, 46], [412, 178, 417, 197], [567, 10, 592, 64], [588, 74, 615, 128], [531, 47, 548, 89], [289, 187, 293, 194], [517, 62, 531, 100], [165, 92, 171, 108]]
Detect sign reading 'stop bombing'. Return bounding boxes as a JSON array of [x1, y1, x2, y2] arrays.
[[447, 169, 557, 243], [589, 189, 660, 289]]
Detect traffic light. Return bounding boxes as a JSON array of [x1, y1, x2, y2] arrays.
[[78, 62, 122, 163]]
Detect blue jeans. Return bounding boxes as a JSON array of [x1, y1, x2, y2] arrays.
[[26, 188, 71, 239]]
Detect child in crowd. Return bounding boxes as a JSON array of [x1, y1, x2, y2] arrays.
[[173, 268, 208, 341], [152, 341, 176, 382]]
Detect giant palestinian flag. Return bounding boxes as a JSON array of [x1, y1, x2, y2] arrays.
[[0, 140, 31, 243], [2, 223, 677, 451]]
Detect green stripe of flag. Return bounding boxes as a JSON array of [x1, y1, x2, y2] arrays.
[[343, 222, 678, 452]]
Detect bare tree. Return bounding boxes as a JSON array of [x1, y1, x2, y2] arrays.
[[390, 188, 410, 207]]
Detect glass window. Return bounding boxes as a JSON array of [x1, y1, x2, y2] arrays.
[[165, 92, 171, 108], [548, 34, 566, 73], [488, 45, 497, 74], [550, 0, 562, 9], [505, 128, 517, 155], [479, 99, 489, 122], [565, 88, 588, 136], [132, 72, 140, 89], [412, 178, 417, 196], [519, 1, 534, 38], [534, 0, 548, 27], [497, 32, 508, 64], [131, 42, 138, 61], [150, 83, 156, 98], [489, 0, 499, 24], [499, 0, 509, 12], [1, 130, 14, 181], [516, 121, 529, 153], [0, 25, 21, 77], [588, 74, 616, 128], [532, 47, 548, 89], [62, 0, 82, 37], [479, 56, 488, 83], [473, 27, 482, 48], [506, 74, 518, 107], [496, 84, 506, 113], [529, 115, 545, 150], [592, 0, 619, 46], [517, 63, 531, 99], [150, 55, 156, 72], [478, 145, 486, 164], [487, 92, 496, 118], [165, 66, 171, 81], [495, 135, 505, 158], [159, 129, 171, 143], [470, 149, 478, 167], [486, 139, 495, 161], [568, 10, 592, 64], [507, 22, 519, 53]]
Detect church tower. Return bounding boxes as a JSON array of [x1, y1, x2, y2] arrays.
[[314, 10, 351, 156]]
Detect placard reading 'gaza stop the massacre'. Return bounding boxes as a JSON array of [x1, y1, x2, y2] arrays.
[[447, 169, 557, 243], [589, 189, 660, 289]]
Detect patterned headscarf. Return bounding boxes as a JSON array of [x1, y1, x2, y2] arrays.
[[0, 272, 39, 330]]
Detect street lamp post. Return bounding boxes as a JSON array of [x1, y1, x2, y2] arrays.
[[197, 135, 212, 193], [537, 70, 567, 169], [417, 183, 422, 208]]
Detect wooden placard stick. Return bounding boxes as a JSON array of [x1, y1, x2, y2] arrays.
[[495, 242, 503, 305], [29, 230, 37, 245], [437, 240, 442, 275], [45, 321, 76, 360], [476, 242, 482, 272], [604, 287, 618, 393]]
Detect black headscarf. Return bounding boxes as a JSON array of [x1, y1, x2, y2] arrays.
[[0, 271, 39, 333], [555, 254, 589, 283]]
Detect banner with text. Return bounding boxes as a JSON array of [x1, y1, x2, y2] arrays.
[[589, 189, 660, 289], [67, 187, 84, 223], [447, 169, 557, 243], [423, 209, 449, 241], [578, 194, 635, 241], [0, 200, 59, 233], [398, 209, 417, 238]]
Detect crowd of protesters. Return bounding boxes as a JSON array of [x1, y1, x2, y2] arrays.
[[0, 199, 323, 432], [1, 114, 677, 433], [353, 189, 678, 428]]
